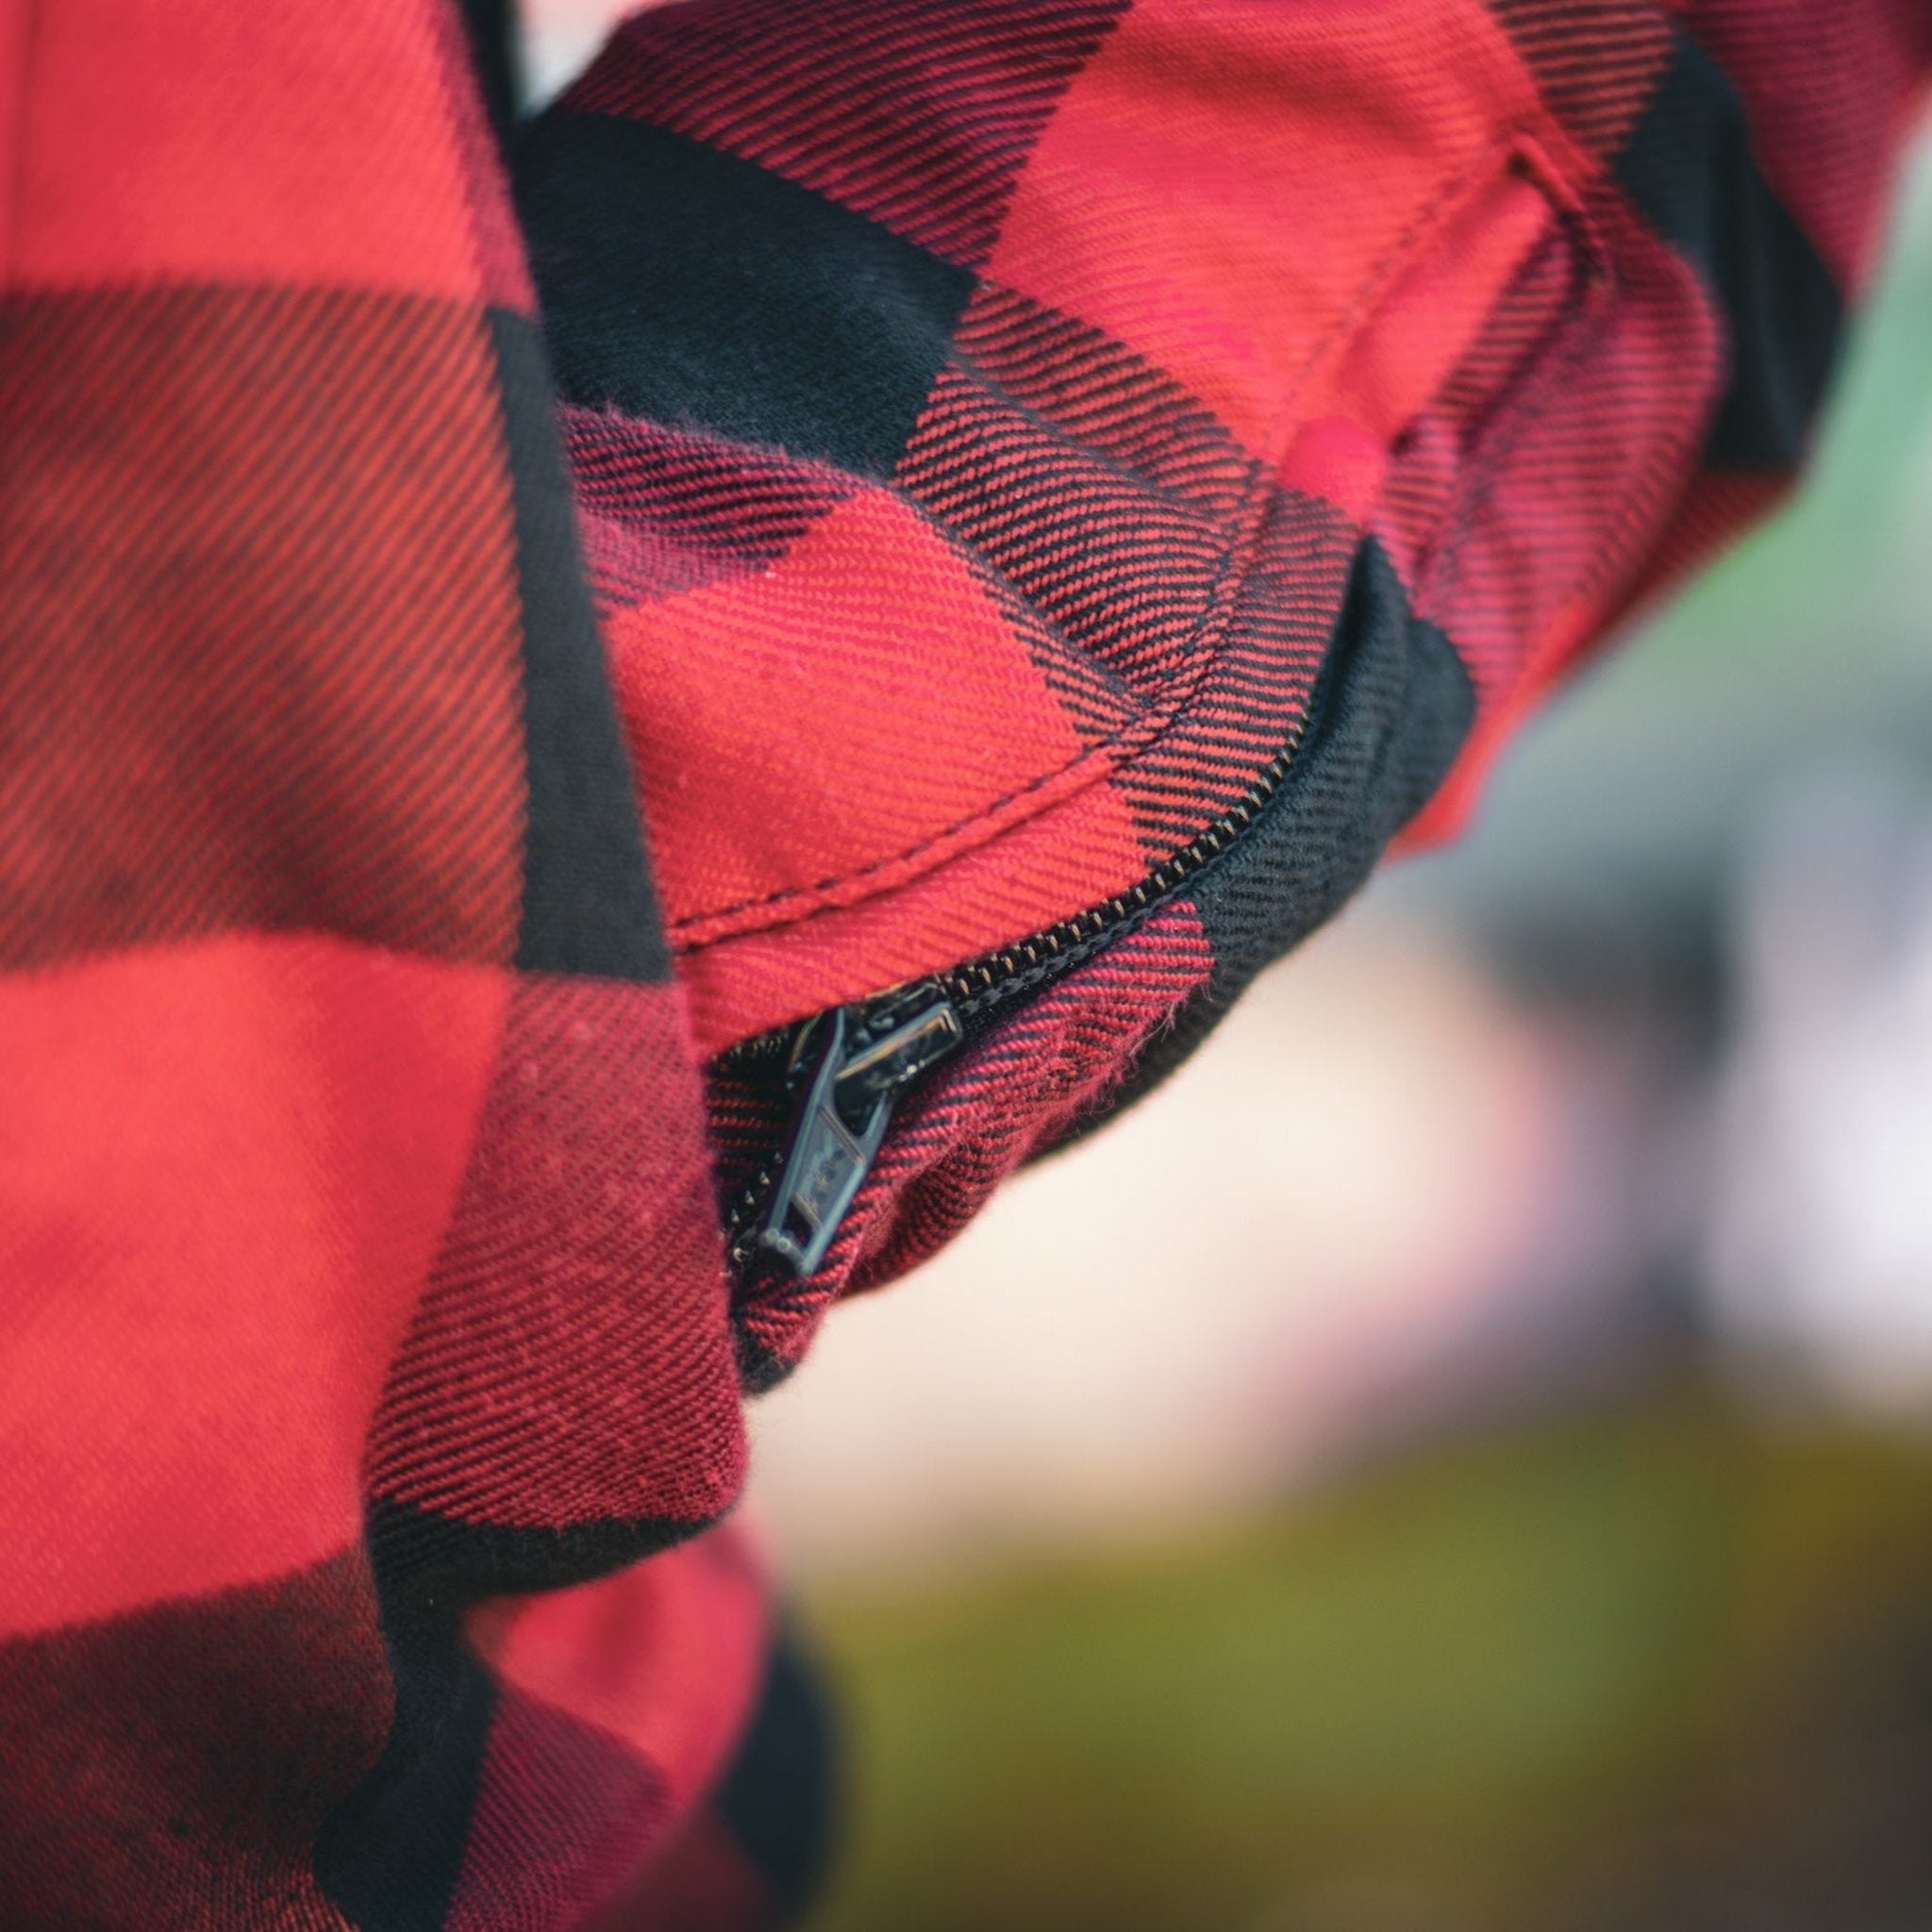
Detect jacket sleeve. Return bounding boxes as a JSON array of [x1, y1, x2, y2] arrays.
[[513, 0, 1932, 1380]]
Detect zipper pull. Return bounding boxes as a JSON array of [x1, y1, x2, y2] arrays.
[[756, 991, 963, 1278]]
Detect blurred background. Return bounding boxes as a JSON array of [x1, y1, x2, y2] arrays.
[[531, 18, 1932, 1925]]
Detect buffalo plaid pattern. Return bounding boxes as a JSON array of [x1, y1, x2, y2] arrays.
[[1, 0, 1924, 1924]]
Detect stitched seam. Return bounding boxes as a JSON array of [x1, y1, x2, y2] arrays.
[[1419, 175, 1620, 612], [672, 132, 1526, 948], [671, 734, 1137, 935]]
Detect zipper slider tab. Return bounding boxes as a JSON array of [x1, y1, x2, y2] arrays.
[[756, 993, 963, 1278]]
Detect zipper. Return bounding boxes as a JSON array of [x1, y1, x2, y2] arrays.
[[720, 733, 1305, 1281], [734, 993, 963, 1279]]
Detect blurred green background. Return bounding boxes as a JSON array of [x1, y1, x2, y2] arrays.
[[807, 1401, 1932, 1932]]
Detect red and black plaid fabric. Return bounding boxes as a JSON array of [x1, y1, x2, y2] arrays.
[[2, 1, 1924, 1925]]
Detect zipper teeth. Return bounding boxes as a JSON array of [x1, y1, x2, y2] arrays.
[[937, 741, 1295, 1018], [718, 734, 1302, 1079], [717, 734, 1304, 1270], [724, 1162, 784, 1274]]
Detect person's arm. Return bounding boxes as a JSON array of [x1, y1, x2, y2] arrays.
[[515, 0, 1932, 1376]]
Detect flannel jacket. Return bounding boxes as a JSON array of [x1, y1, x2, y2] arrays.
[[2, 0, 1926, 1924]]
